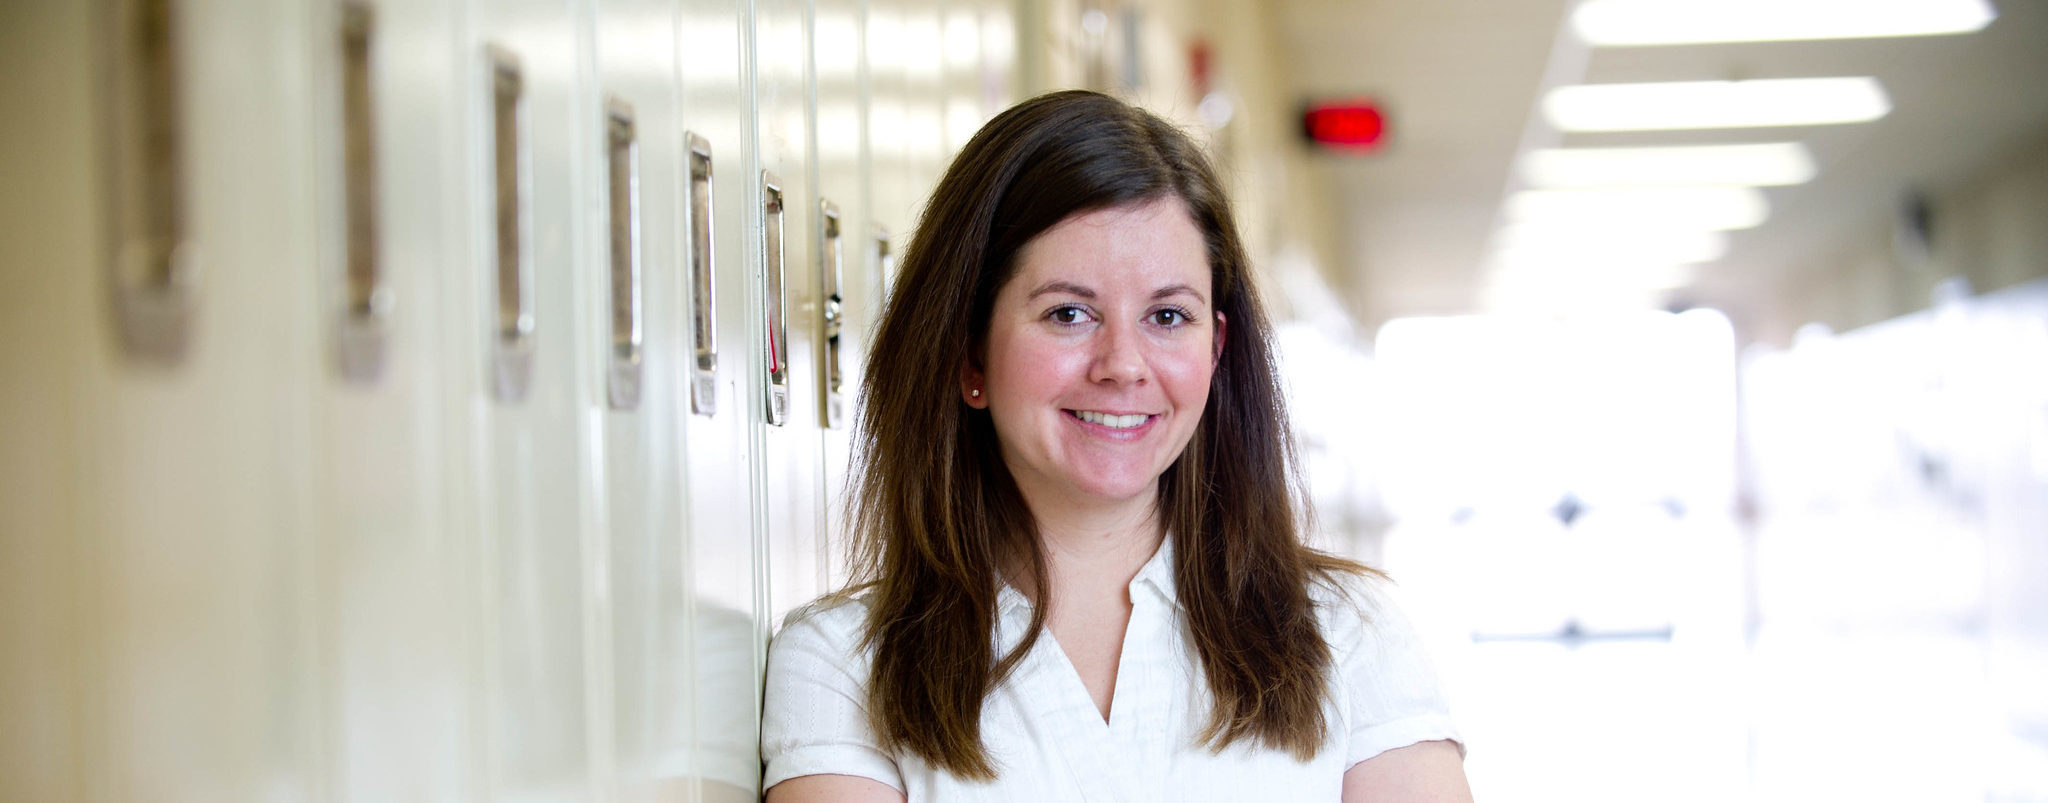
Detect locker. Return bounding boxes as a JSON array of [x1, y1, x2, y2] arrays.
[[0, 0, 329, 799], [940, 0, 984, 153], [900, 0, 949, 219], [467, 1, 603, 797], [593, 0, 695, 799], [865, 0, 914, 251], [3, 5, 110, 801], [813, 0, 863, 590], [307, 0, 474, 799], [754, 0, 827, 633], [675, 2, 769, 800]]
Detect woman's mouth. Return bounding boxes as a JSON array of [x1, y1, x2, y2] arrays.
[[1068, 409, 1152, 430]]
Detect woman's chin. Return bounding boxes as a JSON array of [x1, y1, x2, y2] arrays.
[[1058, 475, 1165, 512]]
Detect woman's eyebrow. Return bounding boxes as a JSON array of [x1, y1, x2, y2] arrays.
[[1024, 280, 1207, 304], [1153, 284, 1207, 304], [1027, 280, 1095, 300]]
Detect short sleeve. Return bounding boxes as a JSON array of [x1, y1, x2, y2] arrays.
[[761, 600, 906, 794], [1328, 577, 1465, 768]]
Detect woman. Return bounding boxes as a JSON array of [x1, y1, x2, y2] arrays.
[[763, 90, 1469, 802]]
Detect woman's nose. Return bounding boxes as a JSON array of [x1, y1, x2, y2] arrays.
[[1087, 320, 1148, 385]]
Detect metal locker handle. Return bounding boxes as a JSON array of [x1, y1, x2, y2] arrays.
[[336, 1, 389, 382], [761, 172, 788, 427], [872, 226, 892, 310], [487, 44, 533, 402], [817, 199, 844, 429], [605, 97, 642, 410], [685, 132, 717, 416], [104, 0, 197, 364]]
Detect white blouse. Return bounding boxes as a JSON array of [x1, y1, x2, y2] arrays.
[[761, 538, 1462, 802]]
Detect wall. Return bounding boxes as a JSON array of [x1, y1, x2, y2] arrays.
[[1013, 0, 1350, 325], [1755, 122, 2048, 347]]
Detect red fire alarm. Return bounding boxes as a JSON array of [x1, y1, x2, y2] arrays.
[[1302, 100, 1388, 152]]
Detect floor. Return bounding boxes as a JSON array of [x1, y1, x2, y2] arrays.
[[1380, 508, 2048, 802]]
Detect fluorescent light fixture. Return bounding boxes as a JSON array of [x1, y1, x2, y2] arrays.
[[1574, 0, 1996, 47], [1520, 143, 1818, 188], [1507, 262, 1697, 290], [1545, 78, 1890, 132], [1507, 186, 1770, 230], [1484, 263, 1696, 311], [1494, 225, 1731, 265]]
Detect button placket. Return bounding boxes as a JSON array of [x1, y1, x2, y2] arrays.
[[1031, 628, 1134, 802], [1120, 583, 1181, 803]]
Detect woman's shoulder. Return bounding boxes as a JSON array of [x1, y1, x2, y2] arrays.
[[1306, 564, 1412, 659], [762, 588, 907, 794], [773, 588, 875, 651], [1307, 563, 1465, 761], [767, 589, 882, 678], [763, 590, 880, 720]]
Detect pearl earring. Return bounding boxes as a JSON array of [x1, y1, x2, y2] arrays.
[[970, 388, 981, 398]]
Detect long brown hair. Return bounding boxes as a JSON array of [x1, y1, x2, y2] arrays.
[[845, 89, 1369, 780]]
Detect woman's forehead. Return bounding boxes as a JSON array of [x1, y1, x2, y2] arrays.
[[1006, 199, 1212, 298]]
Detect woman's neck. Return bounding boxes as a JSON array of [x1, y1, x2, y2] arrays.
[[1015, 490, 1164, 605]]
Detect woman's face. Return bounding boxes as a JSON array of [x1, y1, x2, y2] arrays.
[[966, 197, 1225, 515]]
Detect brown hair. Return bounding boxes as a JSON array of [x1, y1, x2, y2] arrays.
[[845, 89, 1370, 779]]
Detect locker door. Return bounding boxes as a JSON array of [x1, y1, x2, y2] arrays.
[[675, 3, 766, 800], [592, 0, 696, 799], [865, 0, 912, 268], [900, 0, 948, 233], [1, 7, 96, 799], [940, 0, 984, 155], [1, 0, 326, 799], [467, 2, 604, 798], [304, 0, 474, 799], [754, 0, 827, 631], [814, 0, 867, 589], [978, 0, 1018, 122]]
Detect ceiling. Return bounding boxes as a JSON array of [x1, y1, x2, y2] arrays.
[[1271, 0, 2048, 334]]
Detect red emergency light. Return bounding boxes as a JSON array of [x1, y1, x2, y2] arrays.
[[1302, 100, 1388, 152]]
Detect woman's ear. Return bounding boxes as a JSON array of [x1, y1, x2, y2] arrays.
[[1212, 311, 1228, 367], [960, 362, 989, 409]]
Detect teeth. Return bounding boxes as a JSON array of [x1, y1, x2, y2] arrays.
[[1075, 410, 1148, 429]]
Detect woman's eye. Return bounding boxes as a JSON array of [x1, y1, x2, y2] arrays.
[[1150, 308, 1190, 327], [1049, 306, 1088, 324]]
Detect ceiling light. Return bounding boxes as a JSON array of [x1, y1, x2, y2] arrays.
[[1574, 0, 1996, 47], [1494, 225, 1731, 265], [1507, 186, 1770, 230], [1520, 143, 1818, 188], [1544, 77, 1890, 132], [1496, 262, 1698, 290], [1484, 263, 1696, 311]]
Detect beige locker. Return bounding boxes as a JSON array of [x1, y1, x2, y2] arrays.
[[3, 10, 103, 801], [675, 2, 768, 800], [754, 0, 827, 631], [592, 0, 699, 799], [306, 1, 476, 799], [467, 2, 605, 797], [939, 0, 984, 154], [980, 0, 1019, 126], [813, 0, 867, 590], [865, 0, 914, 285], [901, 0, 949, 217], [2, 0, 328, 799]]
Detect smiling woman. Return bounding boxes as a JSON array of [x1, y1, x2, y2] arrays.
[[970, 198, 1223, 512], [761, 90, 1470, 802]]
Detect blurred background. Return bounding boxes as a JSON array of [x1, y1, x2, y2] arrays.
[[3, 0, 2045, 800]]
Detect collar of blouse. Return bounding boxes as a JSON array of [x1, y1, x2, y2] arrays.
[[994, 535, 1182, 618]]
